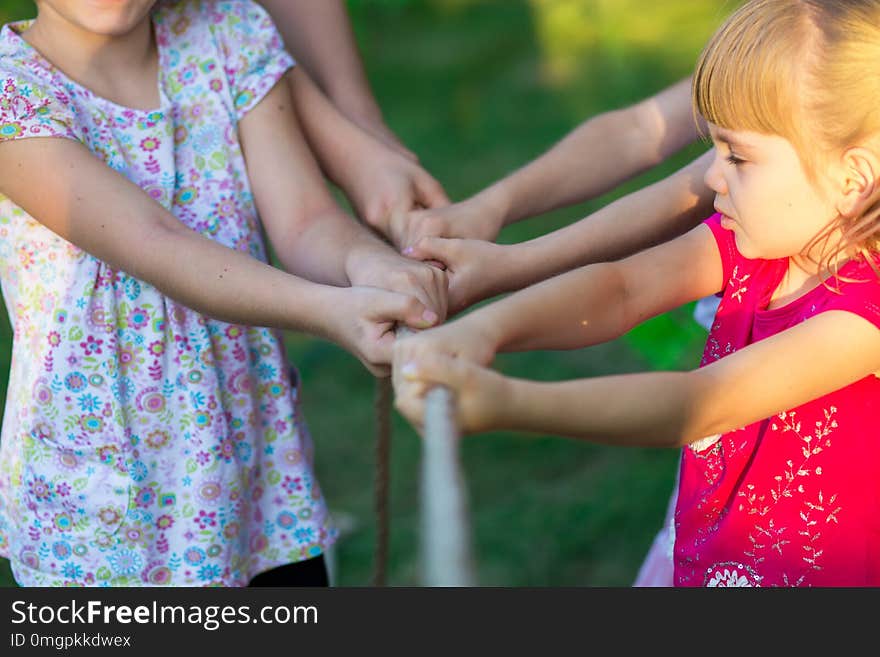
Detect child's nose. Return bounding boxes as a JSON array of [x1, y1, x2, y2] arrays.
[[703, 152, 727, 195]]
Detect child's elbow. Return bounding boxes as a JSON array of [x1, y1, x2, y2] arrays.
[[674, 368, 733, 448]]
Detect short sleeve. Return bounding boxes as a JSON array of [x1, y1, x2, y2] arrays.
[[0, 72, 80, 142], [822, 257, 880, 331], [212, 0, 295, 120]]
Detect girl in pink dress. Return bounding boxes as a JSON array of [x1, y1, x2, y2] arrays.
[[393, 0, 880, 586]]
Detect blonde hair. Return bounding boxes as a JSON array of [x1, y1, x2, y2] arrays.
[[693, 0, 880, 278]]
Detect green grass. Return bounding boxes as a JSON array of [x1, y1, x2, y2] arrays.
[[0, 0, 730, 587]]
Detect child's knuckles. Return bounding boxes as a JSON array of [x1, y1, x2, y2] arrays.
[[413, 236, 436, 256], [431, 265, 448, 285], [366, 200, 390, 226], [420, 216, 446, 237], [402, 269, 423, 287], [402, 296, 425, 319]]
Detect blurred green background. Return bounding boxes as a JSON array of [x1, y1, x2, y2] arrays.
[[0, 0, 737, 587]]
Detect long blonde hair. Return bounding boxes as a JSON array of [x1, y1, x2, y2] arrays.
[[693, 0, 880, 278]]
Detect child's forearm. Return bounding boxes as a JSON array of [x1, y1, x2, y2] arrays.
[[238, 75, 400, 284], [449, 152, 714, 309], [0, 135, 353, 340], [473, 78, 699, 229], [284, 68, 378, 193], [259, 0, 383, 127], [136, 213, 347, 337], [271, 204, 393, 285], [500, 369, 709, 447], [462, 220, 717, 355], [515, 150, 714, 273], [458, 260, 632, 355]]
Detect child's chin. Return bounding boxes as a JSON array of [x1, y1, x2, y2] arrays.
[[732, 235, 757, 259]]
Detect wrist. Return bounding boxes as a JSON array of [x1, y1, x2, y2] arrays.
[[490, 374, 523, 431], [491, 242, 541, 294], [471, 184, 513, 236], [456, 311, 506, 361], [343, 240, 393, 284], [506, 238, 561, 289], [291, 282, 347, 343], [326, 89, 387, 135], [326, 122, 381, 193]]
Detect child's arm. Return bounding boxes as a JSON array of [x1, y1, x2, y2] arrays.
[[406, 151, 713, 314], [398, 77, 702, 248], [257, 0, 410, 157], [284, 67, 449, 241], [0, 137, 436, 375], [395, 308, 880, 448], [393, 221, 723, 382], [238, 78, 448, 321]]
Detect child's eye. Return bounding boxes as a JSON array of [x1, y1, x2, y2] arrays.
[[726, 154, 745, 166]]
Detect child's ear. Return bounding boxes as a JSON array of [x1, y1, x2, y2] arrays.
[[836, 146, 880, 218]]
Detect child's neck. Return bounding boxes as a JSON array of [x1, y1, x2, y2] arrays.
[[22, 10, 159, 111], [767, 255, 847, 310]]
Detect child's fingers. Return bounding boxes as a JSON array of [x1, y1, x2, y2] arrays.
[[391, 366, 437, 430], [398, 208, 452, 252], [397, 351, 465, 392], [378, 290, 440, 330], [361, 195, 392, 234], [363, 360, 392, 378], [393, 387, 425, 430], [404, 236, 457, 270], [423, 258, 447, 271], [390, 264, 448, 324], [388, 201, 412, 250], [414, 171, 451, 210]]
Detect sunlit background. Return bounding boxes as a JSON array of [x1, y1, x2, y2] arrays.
[[0, 0, 739, 586]]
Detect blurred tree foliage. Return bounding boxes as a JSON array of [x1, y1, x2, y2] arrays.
[[0, 1, 35, 23]]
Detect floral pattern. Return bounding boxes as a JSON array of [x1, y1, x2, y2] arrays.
[[0, 0, 337, 586], [674, 214, 880, 587]]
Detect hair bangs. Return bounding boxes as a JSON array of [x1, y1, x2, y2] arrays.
[[693, 0, 815, 144]]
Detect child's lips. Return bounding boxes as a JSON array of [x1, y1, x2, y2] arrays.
[[716, 209, 736, 230]]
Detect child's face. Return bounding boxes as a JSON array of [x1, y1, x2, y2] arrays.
[[36, 0, 157, 37], [704, 123, 839, 262]]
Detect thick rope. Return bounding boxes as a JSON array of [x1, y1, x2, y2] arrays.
[[371, 375, 393, 586], [396, 326, 477, 586], [419, 383, 476, 586]]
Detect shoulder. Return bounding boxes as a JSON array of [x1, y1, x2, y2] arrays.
[[0, 23, 81, 141], [154, 0, 285, 70], [820, 254, 880, 328], [0, 21, 52, 88]]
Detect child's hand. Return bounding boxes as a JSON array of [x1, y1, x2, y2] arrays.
[[346, 249, 449, 326], [403, 237, 511, 315], [342, 140, 450, 244], [394, 196, 505, 253], [327, 286, 442, 377], [391, 316, 499, 388], [392, 349, 509, 435]]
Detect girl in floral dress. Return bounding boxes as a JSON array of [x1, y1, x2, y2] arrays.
[[394, 0, 880, 586], [0, 0, 449, 586]]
